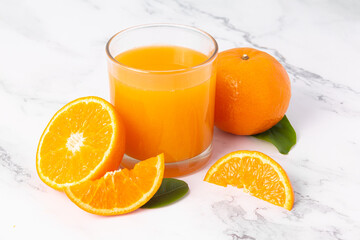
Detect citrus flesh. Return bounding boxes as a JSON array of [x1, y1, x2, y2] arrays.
[[204, 151, 294, 210], [36, 96, 125, 190], [65, 154, 165, 215]]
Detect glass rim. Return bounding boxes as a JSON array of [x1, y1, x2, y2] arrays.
[[105, 23, 218, 74]]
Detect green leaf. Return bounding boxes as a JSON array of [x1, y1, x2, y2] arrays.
[[253, 115, 296, 154], [141, 178, 189, 208]]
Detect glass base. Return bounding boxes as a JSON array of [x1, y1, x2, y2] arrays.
[[120, 143, 213, 178]]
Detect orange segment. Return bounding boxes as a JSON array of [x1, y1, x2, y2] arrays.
[[65, 154, 165, 215], [36, 96, 125, 190], [204, 151, 294, 210]]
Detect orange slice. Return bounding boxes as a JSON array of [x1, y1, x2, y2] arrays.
[[36, 96, 125, 190], [204, 151, 294, 210], [65, 154, 165, 215]]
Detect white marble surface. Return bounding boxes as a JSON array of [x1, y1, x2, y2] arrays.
[[1, 0, 360, 239]]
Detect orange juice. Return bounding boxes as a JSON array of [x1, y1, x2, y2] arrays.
[[108, 45, 216, 176]]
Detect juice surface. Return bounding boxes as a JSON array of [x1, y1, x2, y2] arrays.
[[109, 46, 216, 164], [115, 46, 206, 71]]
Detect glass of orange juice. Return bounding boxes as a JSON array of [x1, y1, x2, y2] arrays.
[[106, 24, 218, 177]]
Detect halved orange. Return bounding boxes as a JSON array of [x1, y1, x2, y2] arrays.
[[65, 154, 164, 215], [204, 151, 294, 210], [36, 96, 125, 190]]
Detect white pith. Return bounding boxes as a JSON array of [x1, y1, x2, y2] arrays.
[[66, 132, 85, 153]]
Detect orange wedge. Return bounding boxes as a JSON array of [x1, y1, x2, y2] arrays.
[[36, 96, 125, 190], [65, 154, 164, 215], [204, 151, 294, 210]]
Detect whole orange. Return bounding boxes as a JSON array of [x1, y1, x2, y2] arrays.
[[215, 48, 291, 135]]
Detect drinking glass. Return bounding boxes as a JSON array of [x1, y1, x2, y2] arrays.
[[106, 24, 218, 177]]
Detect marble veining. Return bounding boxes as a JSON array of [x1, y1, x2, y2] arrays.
[[1, 0, 360, 239], [212, 192, 358, 240], [0, 147, 29, 182], [0, 146, 43, 191]]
